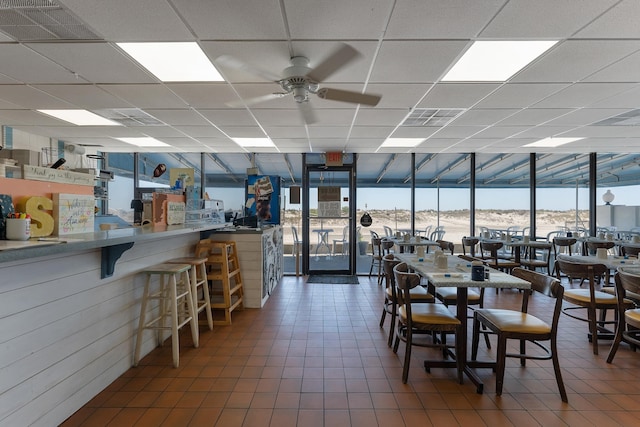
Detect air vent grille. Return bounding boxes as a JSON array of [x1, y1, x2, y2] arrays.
[[94, 109, 166, 126], [400, 108, 465, 127], [0, 0, 100, 41]]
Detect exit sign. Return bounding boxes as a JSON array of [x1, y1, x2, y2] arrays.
[[325, 151, 343, 166]]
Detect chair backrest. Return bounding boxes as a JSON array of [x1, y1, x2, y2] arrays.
[[621, 245, 640, 257], [381, 238, 395, 254], [480, 241, 503, 261], [382, 254, 401, 289], [393, 262, 422, 303], [586, 241, 615, 251], [552, 237, 577, 256], [436, 239, 455, 255], [555, 256, 607, 291], [615, 267, 640, 305], [383, 225, 394, 237], [291, 226, 300, 243], [371, 236, 383, 256], [341, 225, 349, 239], [458, 254, 485, 264], [462, 237, 479, 256], [195, 238, 213, 257], [370, 230, 380, 239], [512, 267, 564, 323], [429, 226, 446, 241]]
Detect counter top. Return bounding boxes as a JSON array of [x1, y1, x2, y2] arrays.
[[0, 221, 231, 277]]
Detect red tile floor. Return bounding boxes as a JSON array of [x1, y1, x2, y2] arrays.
[[62, 274, 640, 426]]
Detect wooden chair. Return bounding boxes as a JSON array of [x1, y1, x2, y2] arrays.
[[436, 239, 455, 255], [462, 237, 479, 257], [369, 236, 384, 285], [471, 268, 568, 402], [621, 245, 640, 258], [585, 240, 616, 256], [607, 268, 640, 363], [555, 257, 633, 355], [519, 242, 552, 275], [480, 241, 520, 274], [551, 237, 577, 277], [379, 255, 434, 347], [393, 262, 462, 384]]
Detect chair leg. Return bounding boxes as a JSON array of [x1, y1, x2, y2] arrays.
[[551, 337, 569, 402], [495, 335, 508, 396], [471, 315, 480, 361], [588, 307, 599, 355], [379, 298, 388, 328], [388, 301, 397, 348], [606, 319, 625, 363], [402, 329, 412, 384]]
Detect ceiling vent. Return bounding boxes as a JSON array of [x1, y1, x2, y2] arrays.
[[93, 109, 166, 126], [400, 108, 465, 127], [593, 109, 640, 126], [0, 0, 101, 41]]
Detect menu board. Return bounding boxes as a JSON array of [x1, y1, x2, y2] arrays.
[[53, 193, 95, 235]]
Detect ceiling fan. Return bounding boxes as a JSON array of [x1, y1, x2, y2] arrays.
[[215, 43, 381, 124]]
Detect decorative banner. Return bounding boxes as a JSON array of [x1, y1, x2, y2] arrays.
[[22, 165, 94, 186], [53, 193, 95, 235]]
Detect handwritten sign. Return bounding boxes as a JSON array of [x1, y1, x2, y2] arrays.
[[167, 201, 185, 225], [23, 165, 94, 186], [53, 193, 95, 235]]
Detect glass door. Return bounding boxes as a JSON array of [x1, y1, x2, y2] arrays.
[[303, 161, 356, 275]]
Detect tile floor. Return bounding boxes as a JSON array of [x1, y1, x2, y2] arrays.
[[61, 273, 640, 427]]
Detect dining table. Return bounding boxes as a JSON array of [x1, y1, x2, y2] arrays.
[[556, 253, 638, 284], [312, 228, 334, 255], [387, 236, 441, 253], [479, 237, 552, 263], [395, 252, 531, 393]]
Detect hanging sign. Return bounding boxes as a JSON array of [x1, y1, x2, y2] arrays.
[[360, 212, 372, 227]]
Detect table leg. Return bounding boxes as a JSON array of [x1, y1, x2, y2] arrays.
[[423, 287, 492, 394]]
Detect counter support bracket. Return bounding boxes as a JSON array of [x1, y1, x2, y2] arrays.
[[101, 242, 134, 279]]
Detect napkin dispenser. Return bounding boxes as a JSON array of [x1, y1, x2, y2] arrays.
[[597, 247, 608, 259], [471, 261, 485, 281]]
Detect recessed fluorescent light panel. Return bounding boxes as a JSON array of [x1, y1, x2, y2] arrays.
[[38, 109, 121, 126], [232, 138, 275, 148], [380, 138, 425, 148], [442, 40, 557, 81], [524, 137, 583, 148], [117, 42, 223, 82], [117, 137, 171, 147]]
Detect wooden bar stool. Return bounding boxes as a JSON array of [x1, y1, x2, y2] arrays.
[[133, 263, 199, 368], [167, 256, 214, 331]]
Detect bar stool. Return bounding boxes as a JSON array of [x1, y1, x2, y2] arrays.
[[133, 263, 199, 368], [167, 256, 214, 331]]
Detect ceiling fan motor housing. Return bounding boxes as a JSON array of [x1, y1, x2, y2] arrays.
[[279, 56, 319, 102]]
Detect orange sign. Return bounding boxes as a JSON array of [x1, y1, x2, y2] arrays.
[[325, 151, 343, 166]]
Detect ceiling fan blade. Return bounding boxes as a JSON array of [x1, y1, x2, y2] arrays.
[[215, 54, 281, 82], [227, 92, 289, 107], [298, 101, 317, 125], [316, 88, 381, 106], [306, 43, 361, 82]]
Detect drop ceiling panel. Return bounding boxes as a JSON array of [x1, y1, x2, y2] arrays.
[[352, 109, 408, 126], [417, 83, 500, 108], [166, 84, 244, 109], [27, 43, 157, 84], [385, 0, 504, 38], [473, 126, 530, 139], [34, 85, 131, 109], [0, 44, 83, 84], [588, 85, 640, 108], [545, 108, 631, 126], [215, 126, 268, 138], [58, 0, 194, 41], [174, 126, 228, 138], [513, 40, 640, 83], [0, 86, 74, 109], [512, 126, 577, 138], [97, 84, 188, 109], [370, 41, 469, 83], [475, 83, 569, 108], [307, 126, 351, 138], [574, 1, 640, 38], [349, 126, 395, 138], [585, 50, 640, 82], [290, 41, 379, 83], [365, 84, 432, 108], [533, 83, 636, 108], [497, 109, 574, 126], [451, 109, 520, 126], [143, 109, 211, 126], [171, 0, 286, 40], [199, 109, 259, 126], [427, 126, 487, 139], [264, 127, 308, 138], [252, 109, 309, 127], [390, 127, 441, 139], [284, 0, 390, 39], [480, 0, 618, 38], [565, 126, 640, 138]]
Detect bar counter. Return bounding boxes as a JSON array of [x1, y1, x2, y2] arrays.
[[0, 221, 228, 426]]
